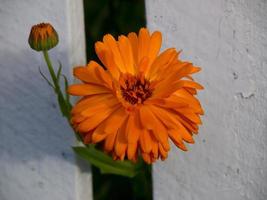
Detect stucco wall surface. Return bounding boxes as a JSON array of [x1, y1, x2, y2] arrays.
[[146, 0, 267, 200], [0, 0, 92, 200]]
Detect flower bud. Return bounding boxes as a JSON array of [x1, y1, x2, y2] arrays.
[[28, 23, 59, 51]]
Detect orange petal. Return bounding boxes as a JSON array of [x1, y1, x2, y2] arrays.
[[126, 113, 140, 144], [126, 112, 141, 159], [102, 106, 128, 134], [73, 61, 112, 88], [103, 50, 120, 80], [176, 114, 199, 134], [128, 32, 138, 65], [172, 89, 204, 114], [145, 98, 188, 109], [81, 97, 119, 117], [138, 57, 150, 74], [153, 80, 203, 98], [139, 105, 170, 151], [118, 35, 135, 74], [151, 137, 159, 159], [139, 129, 152, 153], [159, 143, 168, 160], [95, 41, 108, 67], [127, 142, 138, 160], [77, 105, 120, 133], [68, 84, 111, 96], [169, 129, 188, 151], [115, 117, 128, 159], [104, 132, 117, 152], [93, 62, 113, 88], [91, 121, 109, 143], [146, 48, 177, 80], [71, 113, 86, 124], [148, 105, 179, 129], [177, 80, 204, 90], [141, 152, 152, 164], [147, 31, 162, 68], [95, 41, 120, 80], [185, 87, 197, 95], [175, 108, 202, 124], [71, 94, 114, 114], [103, 34, 126, 73], [138, 28, 150, 63]]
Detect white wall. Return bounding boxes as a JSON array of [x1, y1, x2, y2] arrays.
[[0, 0, 92, 200], [146, 0, 267, 199]]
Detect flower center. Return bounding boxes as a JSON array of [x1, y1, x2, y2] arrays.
[[120, 74, 152, 105]]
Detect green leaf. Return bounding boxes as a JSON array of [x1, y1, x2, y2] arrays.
[[56, 61, 62, 83], [73, 146, 142, 178], [61, 74, 72, 112], [38, 66, 54, 89]]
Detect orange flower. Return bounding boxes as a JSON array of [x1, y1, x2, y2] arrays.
[[68, 28, 204, 164], [28, 23, 58, 51]]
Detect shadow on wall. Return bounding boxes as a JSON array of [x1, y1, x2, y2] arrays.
[[0, 48, 84, 180]]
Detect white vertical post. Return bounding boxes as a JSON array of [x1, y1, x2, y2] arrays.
[[146, 0, 267, 199], [0, 0, 92, 200]]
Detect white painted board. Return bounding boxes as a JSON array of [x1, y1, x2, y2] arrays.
[[0, 0, 92, 199], [146, 0, 267, 199]]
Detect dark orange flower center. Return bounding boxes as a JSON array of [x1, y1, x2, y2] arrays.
[[120, 74, 152, 105]]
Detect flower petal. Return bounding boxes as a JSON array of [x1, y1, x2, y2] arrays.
[[104, 132, 117, 152], [118, 35, 135, 74], [71, 94, 114, 114], [68, 84, 111, 96], [141, 152, 152, 164], [168, 129, 188, 151], [173, 89, 204, 115], [103, 34, 126, 73], [127, 142, 138, 161], [138, 28, 150, 63], [153, 80, 203, 98], [159, 143, 168, 160], [77, 104, 120, 133], [147, 31, 162, 67], [95, 41, 120, 79], [115, 117, 128, 160], [128, 32, 138, 65], [139, 105, 170, 151], [140, 129, 152, 153], [81, 97, 119, 117], [73, 61, 112, 88], [146, 48, 177, 80]]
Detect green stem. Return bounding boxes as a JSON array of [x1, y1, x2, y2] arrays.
[[42, 50, 71, 120], [43, 51, 58, 91]]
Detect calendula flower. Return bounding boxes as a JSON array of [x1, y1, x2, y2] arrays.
[[68, 28, 204, 164], [28, 23, 58, 51]]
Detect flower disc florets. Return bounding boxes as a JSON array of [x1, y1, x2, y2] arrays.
[[120, 74, 153, 105]]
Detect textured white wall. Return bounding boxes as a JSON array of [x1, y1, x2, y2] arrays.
[[0, 0, 92, 200], [146, 0, 267, 200]]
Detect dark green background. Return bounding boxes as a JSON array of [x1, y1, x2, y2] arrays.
[[83, 1, 152, 200]]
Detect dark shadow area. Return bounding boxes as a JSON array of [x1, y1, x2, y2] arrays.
[[83, 0, 152, 199], [84, 0, 146, 61]]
